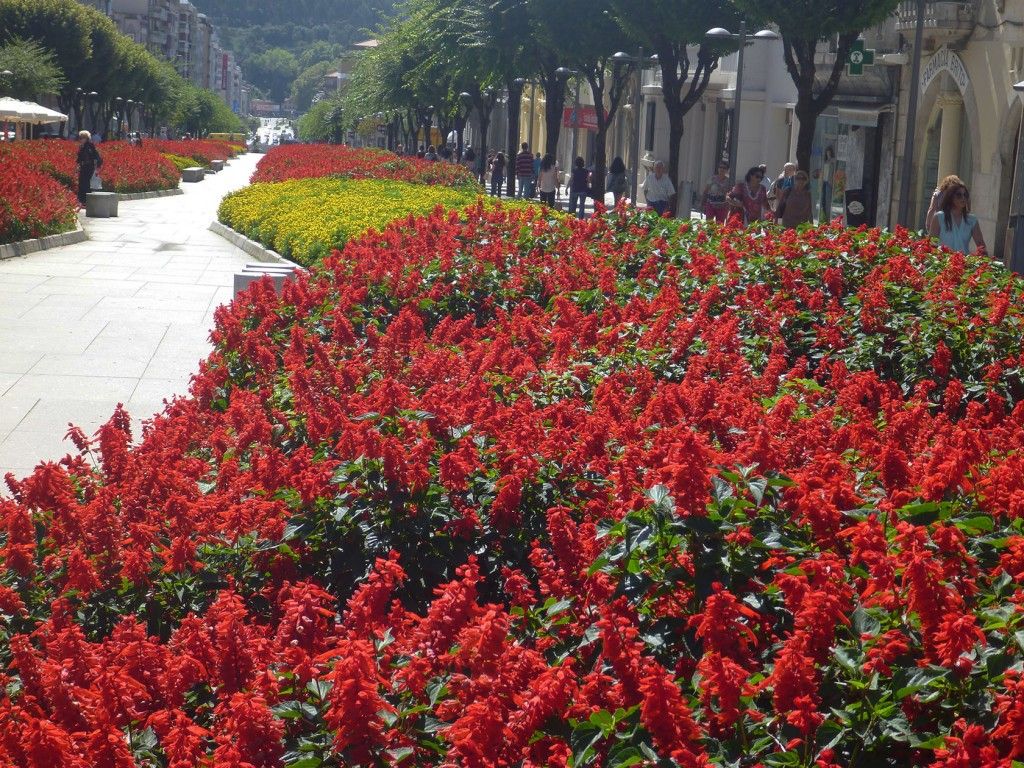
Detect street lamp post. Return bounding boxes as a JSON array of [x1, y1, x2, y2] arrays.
[[556, 67, 581, 167], [706, 24, 780, 185], [1009, 80, 1024, 274], [897, 0, 926, 227], [86, 92, 99, 134], [612, 50, 657, 204]]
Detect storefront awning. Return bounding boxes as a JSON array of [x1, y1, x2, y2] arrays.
[[837, 105, 892, 127]]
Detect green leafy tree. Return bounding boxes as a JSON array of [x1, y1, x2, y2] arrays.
[[527, 0, 635, 197], [297, 41, 345, 70], [247, 47, 299, 103], [610, 0, 739, 211], [298, 95, 346, 143], [291, 61, 335, 112], [732, 0, 899, 172], [0, 37, 64, 100]]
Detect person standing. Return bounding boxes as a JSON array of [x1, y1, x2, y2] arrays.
[[75, 130, 102, 206], [532, 152, 542, 197], [490, 151, 506, 197], [928, 181, 986, 255], [569, 157, 590, 218], [515, 142, 534, 198], [607, 156, 629, 205], [776, 170, 813, 229], [642, 160, 675, 216], [768, 162, 796, 214], [701, 161, 731, 223], [726, 166, 771, 225], [925, 174, 965, 232], [537, 154, 558, 207]]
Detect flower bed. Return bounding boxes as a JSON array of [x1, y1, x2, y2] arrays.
[[218, 177, 509, 266], [251, 143, 479, 188], [4, 209, 1024, 766], [0, 165, 78, 244], [145, 138, 239, 167], [0, 139, 181, 197]]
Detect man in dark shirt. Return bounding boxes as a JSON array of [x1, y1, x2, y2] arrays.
[[515, 142, 535, 198]]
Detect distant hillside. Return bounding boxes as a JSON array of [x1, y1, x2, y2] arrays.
[[191, 0, 396, 99]]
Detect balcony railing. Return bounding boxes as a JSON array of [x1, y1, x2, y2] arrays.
[[896, 2, 976, 35]]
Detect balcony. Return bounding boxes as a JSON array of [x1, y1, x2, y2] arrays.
[[896, 2, 976, 40]]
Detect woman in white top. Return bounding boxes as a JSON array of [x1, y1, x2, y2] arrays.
[[642, 161, 675, 216], [537, 154, 559, 207], [927, 181, 985, 255]]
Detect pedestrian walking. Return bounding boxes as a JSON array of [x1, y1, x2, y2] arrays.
[[776, 169, 813, 229], [642, 161, 675, 216], [515, 142, 534, 198], [928, 181, 986, 255], [569, 157, 590, 219], [607, 156, 629, 205], [701, 161, 731, 222], [537, 154, 558, 207], [490, 151, 506, 197], [75, 130, 102, 207], [726, 166, 771, 225]]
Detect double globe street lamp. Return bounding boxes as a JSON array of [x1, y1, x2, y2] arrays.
[[706, 23, 779, 185]]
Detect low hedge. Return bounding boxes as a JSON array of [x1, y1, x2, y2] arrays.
[[217, 176, 528, 266]]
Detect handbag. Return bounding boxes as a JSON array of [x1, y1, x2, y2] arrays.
[[89, 172, 103, 191]]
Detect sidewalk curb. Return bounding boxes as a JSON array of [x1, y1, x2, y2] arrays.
[[208, 221, 302, 268], [0, 223, 87, 262], [117, 187, 184, 201]]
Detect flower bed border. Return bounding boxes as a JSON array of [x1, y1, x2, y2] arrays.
[[208, 219, 302, 268], [0, 222, 86, 261], [116, 187, 183, 201]]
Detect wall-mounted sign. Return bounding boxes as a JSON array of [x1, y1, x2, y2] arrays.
[[920, 46, 970, 96]]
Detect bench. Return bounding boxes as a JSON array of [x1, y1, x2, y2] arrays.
[[233, 263, 302, 298], [85, 192, 118, 218], [209, 159, 224, 173], [182, 167, 205, 183]]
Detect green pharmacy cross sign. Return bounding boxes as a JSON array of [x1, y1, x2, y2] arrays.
[[847, 39, 875, 76]]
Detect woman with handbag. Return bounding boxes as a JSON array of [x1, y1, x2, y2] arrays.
[[76, 130, 102, 206]]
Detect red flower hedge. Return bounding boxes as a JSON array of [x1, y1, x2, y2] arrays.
[[4, 208, 1024, 765], [251, 143, 479, 188], [0, 164, 78, 244]]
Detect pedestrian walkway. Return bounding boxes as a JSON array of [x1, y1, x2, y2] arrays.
[[0, 153, 259, 480]]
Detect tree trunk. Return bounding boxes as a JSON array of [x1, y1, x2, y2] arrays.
[[795, 101, 818, 175], [505, 81, 523, 197], [476, 106, 491, 185], [539, 71, 566, 158], [666, 104, 684, 215]]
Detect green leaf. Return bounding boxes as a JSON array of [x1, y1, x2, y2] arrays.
[[387, 747, 415, 763]]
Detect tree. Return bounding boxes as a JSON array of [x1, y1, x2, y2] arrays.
[[296, 41, 344, 70], [528, 0, 635, 198], [247, 47, 299, 103], [0, 38, 64, 100], [610, 0, 739, 212], [298, 96, 346, 143], [732, 0, 898, 172], [292, 61, 334, 112]]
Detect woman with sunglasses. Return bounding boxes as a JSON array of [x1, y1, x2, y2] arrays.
[[726, 166, 770, 225], [927, 183, 986, 256], [776, 170, 813, 229]]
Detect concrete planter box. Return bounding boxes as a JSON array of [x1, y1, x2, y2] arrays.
[[85, 192, 118, 218], [182, 167, 205, 183], [0, 223, 87, 261], [209, 159, 225, 173], [233, 263, 301, 297]]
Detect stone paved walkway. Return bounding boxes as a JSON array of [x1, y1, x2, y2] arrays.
[[0, 152, 260, 480]]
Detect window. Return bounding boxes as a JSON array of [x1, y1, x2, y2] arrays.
[[644, 101, 657, 152]]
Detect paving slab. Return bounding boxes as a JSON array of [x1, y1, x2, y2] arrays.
[[0, 152, 258, 480]]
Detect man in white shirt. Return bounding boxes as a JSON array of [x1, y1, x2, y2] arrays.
[[642, 161, 675, 216]]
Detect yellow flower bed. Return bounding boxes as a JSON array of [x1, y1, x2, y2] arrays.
[[219, 177, 531, 266]]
